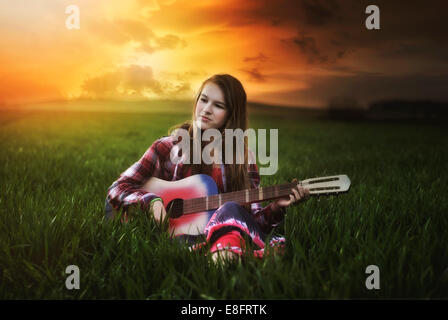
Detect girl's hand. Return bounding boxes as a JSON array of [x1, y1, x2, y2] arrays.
[[150, 200, 167, 223], [271, 178, 310, 211]]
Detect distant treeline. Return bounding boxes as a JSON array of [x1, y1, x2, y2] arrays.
[[327, 99, 448, 121]]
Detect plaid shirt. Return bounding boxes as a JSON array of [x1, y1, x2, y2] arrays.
[[106, 135, 285, 233]]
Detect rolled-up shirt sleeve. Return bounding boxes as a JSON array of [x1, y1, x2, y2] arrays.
[[106, 138, 165, 213]]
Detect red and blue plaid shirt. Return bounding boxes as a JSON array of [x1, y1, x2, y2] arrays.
[[106, 135, 285, 232]]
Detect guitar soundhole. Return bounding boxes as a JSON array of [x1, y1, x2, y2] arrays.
[[166, 199, 184, 219]]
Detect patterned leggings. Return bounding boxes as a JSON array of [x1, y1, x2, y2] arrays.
[[195, 201, 285, 258]]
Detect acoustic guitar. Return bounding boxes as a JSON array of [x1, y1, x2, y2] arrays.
[[114, 174, 351, 236]]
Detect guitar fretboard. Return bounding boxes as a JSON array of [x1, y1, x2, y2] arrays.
[[182, 182, 297, 214]]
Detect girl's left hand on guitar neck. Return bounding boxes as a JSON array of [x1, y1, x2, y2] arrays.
[[270, 178, 310, 212]]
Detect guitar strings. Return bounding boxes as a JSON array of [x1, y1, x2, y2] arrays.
[[171, 179, 346, 217], [182, 182, 297, 214], [181, 183, 339, 214]]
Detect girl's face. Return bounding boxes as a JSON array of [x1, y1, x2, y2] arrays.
[[195, 82, 228, 130]]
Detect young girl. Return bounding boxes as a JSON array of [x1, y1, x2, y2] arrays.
[[105, 74, 310, 262]]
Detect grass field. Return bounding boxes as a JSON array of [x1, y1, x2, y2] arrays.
[[1, 101, 447, 299]]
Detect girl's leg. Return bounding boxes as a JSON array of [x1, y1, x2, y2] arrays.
[[205, 201, 265, 262]]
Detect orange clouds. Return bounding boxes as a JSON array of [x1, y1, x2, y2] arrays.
[[1, 0, 447, 107], [80, 64, 190, 99]]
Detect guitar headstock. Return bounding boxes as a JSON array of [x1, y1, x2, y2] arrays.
[[300, 174, 351, 196]]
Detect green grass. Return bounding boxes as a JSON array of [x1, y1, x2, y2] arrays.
[[1, 103, 447, 299]]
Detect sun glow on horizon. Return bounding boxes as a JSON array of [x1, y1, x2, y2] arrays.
[[1, 1, 446, 108]]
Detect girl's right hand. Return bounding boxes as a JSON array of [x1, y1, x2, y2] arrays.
[[270, 178, 310, 213], [150, 200, 167, 223]]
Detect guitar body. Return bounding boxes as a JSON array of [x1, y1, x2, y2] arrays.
[[142, 174, 219, 236]]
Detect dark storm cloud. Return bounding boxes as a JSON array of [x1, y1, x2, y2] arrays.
[[243, 52, 268, 63], [301, 0, 341, 26], [222, 0, 446, 59], [229, 0, 448, 104], [239, 68, 266, 82], [142, 0, 446, 68], [292, 34, 319, 56]]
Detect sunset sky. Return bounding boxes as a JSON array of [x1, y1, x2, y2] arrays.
[[0, 0, 447, 108]]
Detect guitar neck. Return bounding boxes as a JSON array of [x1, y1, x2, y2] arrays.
[[182, 182, 296, 214], [180, 174, 351, 215]]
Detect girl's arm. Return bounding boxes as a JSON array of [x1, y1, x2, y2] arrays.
[[248, 162, 287, 234], [106, 138, 167, 216]]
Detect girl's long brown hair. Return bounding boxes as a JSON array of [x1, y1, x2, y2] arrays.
[[169, 74, 251, 193]]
